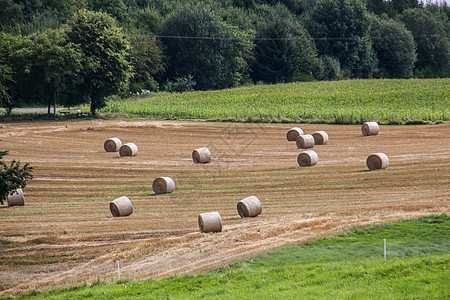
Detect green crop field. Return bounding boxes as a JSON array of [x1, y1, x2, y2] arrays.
[[101, 79, 450, 124], [13, 214, 449, 300]]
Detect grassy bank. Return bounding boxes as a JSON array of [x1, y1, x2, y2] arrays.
[[101, 79, 450, 124], [13, 214, 449, 299]]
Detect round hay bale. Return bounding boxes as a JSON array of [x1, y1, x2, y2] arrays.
[[366, 153, 389, 170], [7, 189, 24, 206], [198, 211, 222, 233], [237, 196, 262, 218], [361, 122, 379, 136], [286, 127, 304, 141], [192, 147, 211, 164], [297, 150, 318, 167], [104, 137, 122, 152], [296, 134, 315, 149], [152, 177, 175, 194], [119, 143, 138, 157], [312, 131, 329, 145], [109, 196, 133, 217]]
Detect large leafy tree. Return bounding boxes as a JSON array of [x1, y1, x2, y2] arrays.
[[67, 9, 132, 115], [131, 6, 163, 34], [252, 6, 318, 83], [0, 60, 13, 111], [370, 15, 416, 78], [128, 35, 165, 88], [365, 0, 390, 16], [88, 0, 130, 24], [0, 150, 33, 205], [26, 30, 83, 114], [390, 0, 421, 15], [0, 32, 33, 115], [399, 8, 450, 77], [308, 0, 376, 78], [160, 4, 253, 90]]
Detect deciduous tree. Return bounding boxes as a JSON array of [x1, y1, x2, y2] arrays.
[[308, 0, 377, 78], [399, 8, 450, 77], [252, 6, 318, 83], [67, 9, 132, 115], [160, 4, 252, 90], [370, 15, 416, 78]]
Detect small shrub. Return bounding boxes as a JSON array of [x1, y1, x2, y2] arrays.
[[164, 75, 196, 93], [0, 150, 33, 205]]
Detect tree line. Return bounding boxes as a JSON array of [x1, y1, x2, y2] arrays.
[[1, 0, 449, 115]]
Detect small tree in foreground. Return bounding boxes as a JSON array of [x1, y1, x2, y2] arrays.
[[0, 151, 33, 205]]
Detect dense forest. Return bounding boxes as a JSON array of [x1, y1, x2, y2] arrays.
[[1, 0, 449, 115]]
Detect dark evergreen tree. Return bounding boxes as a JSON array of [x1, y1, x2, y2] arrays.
[[399, 8, 450, 77], [391, 0, 421, 15], [88, 0, 130, 24], [370, 15, 416, 78], [252, 8, 318, 83], [307, 0, 376, 78], [160, 4, 252, 90]]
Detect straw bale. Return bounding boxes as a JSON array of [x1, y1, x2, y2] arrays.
[[110, 196, 133, 217], [237, 196, 262, 218], [119, 143, 138, 157], [192, 147, 211, 164], [104, 137, 123, 152], [297, 150, 318, 167], [362, 122, 379, 136], [296, 134, 315, 149], [152, 177, 175, 194], [312, 131, 329, 145], [366, 153, 389, 170], [7, 189, 24, 206], [287, 127, 304, 141], [198, 212, 222, 233]]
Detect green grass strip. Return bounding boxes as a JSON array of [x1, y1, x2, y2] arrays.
[[101, 79, 450, 124], [13, 214, 449, 299]]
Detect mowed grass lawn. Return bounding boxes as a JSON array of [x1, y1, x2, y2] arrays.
[[14, 214, 449, 299], [102, 78, 450, 124]]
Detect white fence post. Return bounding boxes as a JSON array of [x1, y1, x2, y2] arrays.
[[116, 260, 121, 280]]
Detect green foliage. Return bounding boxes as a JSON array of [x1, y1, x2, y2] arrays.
[[18, 214, 449, 299], [0, 0, 24, 29], [128, 35, 165, 83], [365, 0, 390, 16], [0, 0, 448, 105], [26, 29, 84, 112], [0, 150, 33, 205], [163, 75, 196, 93], [88, 0, 130, 24], [0, 32, 33, 115], [159, 3, 253, 90], [316, 55, 342, 81], [369, 14, 416, 78], [399, 8, 450, 78], [67, 9, 132, 115], [101, 78, 450, 124], [251, 4, 318, 83], [391, 0, 421, 15], [308, 0, 377, 78], [131, 6, 163, 34], [0, 62, 13, 109]]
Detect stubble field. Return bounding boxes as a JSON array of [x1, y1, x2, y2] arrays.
[[0, 120, 448, 296]]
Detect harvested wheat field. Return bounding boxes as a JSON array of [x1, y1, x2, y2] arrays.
[[0, 120, 449, 296]]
